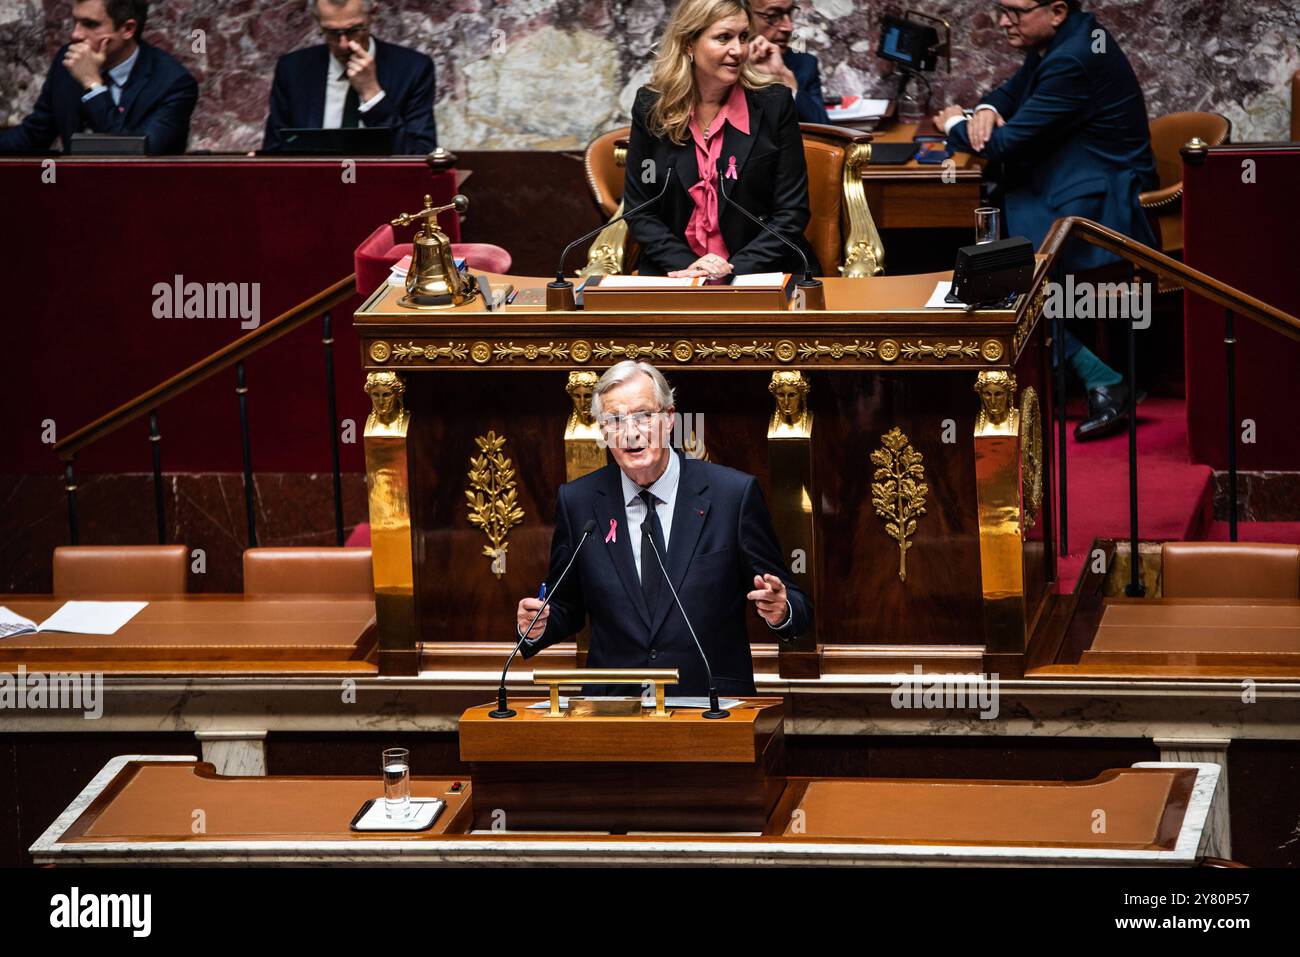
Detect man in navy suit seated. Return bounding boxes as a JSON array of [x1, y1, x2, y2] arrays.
[[0, 0, 197, 155], [515, 361, 812, 697], [263, 0, 436, 154], [935, 0, 1158, 440], [747, 0, 830, 125]]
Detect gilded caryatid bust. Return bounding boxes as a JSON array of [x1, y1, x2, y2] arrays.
[[564, 371, 599, 434], [768, 371, 812, 437], [365, 371, 409, 436], [974, 370, 1017, 434]]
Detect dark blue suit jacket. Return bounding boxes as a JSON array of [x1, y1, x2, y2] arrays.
[[0, 41, 197, 155], [522, 453, 812, 696], [262, 39, 436, 154], [945, 11, 1157, 271], [784, 49, 830, 125]]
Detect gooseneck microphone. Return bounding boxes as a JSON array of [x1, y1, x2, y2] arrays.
[[642, 530, 729, 719], [548, 167, 676, 299], [491, 518, 598, 719], [716, 167, 824, 308]]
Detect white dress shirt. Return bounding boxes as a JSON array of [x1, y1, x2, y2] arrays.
[[619, 450, 680, 581], [81, 44, 139, 105], [323, 37, 386, 128]]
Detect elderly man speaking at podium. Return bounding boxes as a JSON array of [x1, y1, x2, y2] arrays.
[[514, 361, 811, 696]]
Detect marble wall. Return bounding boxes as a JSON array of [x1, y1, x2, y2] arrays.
[[2, 1, 1296, 151]]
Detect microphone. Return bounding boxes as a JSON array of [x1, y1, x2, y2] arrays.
[[547, 168, 675, 307], [716, 165, 825, 309], [642, 528, 729, 719], [491, 518, 599, 718]]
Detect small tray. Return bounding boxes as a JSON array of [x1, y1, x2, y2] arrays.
[[350, 797, 445, 832]]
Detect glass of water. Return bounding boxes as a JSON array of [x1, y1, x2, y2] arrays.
[[975, 207, 1001, 245], [382, 747, 410, 820]]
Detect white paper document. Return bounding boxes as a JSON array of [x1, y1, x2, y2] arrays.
[[730, 273, 787, 287], [0, 601, 148, 638], [924, 281, 962, 308]]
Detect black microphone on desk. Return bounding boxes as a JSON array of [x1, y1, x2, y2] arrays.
[[716, 164, 825, 308], [547, 167, 675, 306], [491, 518, 598, 719], [642, 531, 729, 719]]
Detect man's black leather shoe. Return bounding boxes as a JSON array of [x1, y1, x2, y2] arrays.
[[1075, 383, 1145, 441]]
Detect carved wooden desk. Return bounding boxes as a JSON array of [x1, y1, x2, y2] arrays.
[[353, 269, 1054, 680]]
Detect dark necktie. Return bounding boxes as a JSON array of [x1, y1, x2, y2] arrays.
[[341, 80, 360, 128], [639, 489, 667, 612]]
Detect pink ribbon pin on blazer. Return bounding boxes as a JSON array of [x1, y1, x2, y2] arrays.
[[605, 519, 617, 543], [725, 155, 738, 180]]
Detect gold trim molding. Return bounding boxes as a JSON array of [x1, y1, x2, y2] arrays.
[[363, 336, 1010, 369]]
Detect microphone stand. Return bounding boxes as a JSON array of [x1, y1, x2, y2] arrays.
[[491, 521, 597, 718], [547, 168, 676, 311], [718, 173, 825, 310], [643, 531, 729, 719]]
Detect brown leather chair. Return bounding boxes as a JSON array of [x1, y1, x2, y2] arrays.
[[53, 545, 189, 597], [577, 123, 884, 278], [1161, 541, 1300, 599], [1141, 112, 1230, 260], [243, 547, 374, 597]]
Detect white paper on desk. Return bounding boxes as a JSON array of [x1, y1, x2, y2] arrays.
[[595, 275, 700, 288], [924, 281, 962, 308], [0, 607, 40, 638], [827, 96, 891, 121], [32, 601, 148, 635], [730, 273, 786, 287]]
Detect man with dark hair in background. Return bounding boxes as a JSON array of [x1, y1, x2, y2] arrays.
[[934, 0, 1158, 440], [263, 0, 437, 154], [0, 0, 197, 155], [748, 0, 830, 125]]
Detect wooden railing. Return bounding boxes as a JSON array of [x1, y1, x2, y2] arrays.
[[53, 274, 358, 547], [1033, 216, 1300, 595]]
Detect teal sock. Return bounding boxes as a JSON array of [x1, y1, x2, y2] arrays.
[[1068, 345, 1123, 390]]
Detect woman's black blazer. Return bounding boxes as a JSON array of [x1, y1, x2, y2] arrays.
[[622, 83, 821, 277]]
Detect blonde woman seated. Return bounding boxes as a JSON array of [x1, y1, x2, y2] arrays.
[[624, 0, 819, 280]]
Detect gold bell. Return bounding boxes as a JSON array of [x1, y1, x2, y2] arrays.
[[391, 194, 478, 308]]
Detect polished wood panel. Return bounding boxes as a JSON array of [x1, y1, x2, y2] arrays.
[[462, 698, 784, 832], [0, 597, 376, 668], [55, 759, 1196, 854], [769, 769, 1192, 849], [64, 762, 472, 841]]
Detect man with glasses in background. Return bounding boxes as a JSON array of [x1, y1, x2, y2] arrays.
[[932, 0, 1157, 440], [515, 360, 811, 697], [263, 0, 436, 153], [748, 0, 830, 124]]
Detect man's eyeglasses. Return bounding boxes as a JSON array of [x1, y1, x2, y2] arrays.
[[599, 410, 663, 434], [321, 25, 368, 41], [756, 5, 799, 26], [992, 1, 1054, 24]]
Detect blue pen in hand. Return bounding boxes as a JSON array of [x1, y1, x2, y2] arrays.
[[523, 582, 546, 643]]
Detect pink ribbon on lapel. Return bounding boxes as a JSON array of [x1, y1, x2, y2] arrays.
[[605, 519, 617, 543], [725, 155, 738, 179]]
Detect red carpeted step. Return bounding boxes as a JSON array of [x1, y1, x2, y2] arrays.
[[1055, 397, 1213, 592], [1205, 520, 1300, 543]]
